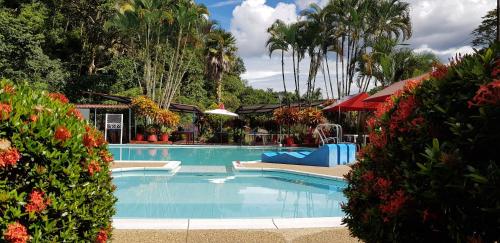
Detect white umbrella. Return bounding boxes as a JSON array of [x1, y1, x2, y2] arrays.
[[204, 103, 238, 117], [204, 103, 238, 143]]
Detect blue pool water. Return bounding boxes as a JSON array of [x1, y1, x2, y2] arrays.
[[113, 170, 347, 218], [109, 145, 312, 166]]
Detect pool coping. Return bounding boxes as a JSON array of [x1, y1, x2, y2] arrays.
[[111, 161, 181, 172], [232, 161, 345, 181], [112, 217, 344, 230]]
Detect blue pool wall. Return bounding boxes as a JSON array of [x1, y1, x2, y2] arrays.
[[261, 144, 356, 167]]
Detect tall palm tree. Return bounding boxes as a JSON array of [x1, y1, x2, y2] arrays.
[[266, 20, 289, 99], [205, 29, 237, 103], [107, 0, 207, 109]]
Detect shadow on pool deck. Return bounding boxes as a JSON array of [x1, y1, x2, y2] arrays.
[[112, 228, 360, 243]]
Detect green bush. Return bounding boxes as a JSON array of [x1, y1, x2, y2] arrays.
[[343, 45, 500, 242], [0, 80, 116, 242]]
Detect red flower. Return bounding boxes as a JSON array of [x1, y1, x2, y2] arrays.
[[369, 129, 387, 148], [361, 170, 375, 182], [375, 177, 392, 192], [0, 103, 12, 120], [99, 151, 114, 164], [96, 229, 108, 243], [29, 115, 38, 123], [468, 80, 500, 108], [431, 64, 448, 80], [88, 160, 101, 176], [379, 190, 407, 216], [375, 97, 395, 118], [410, 116, 425, 127], [54, 126, 71, 142], [0, 148, 21, 168], [388, 95, 417, 136], [84, 133, 98, 148], [25, 189, 50, 213], [3, 222, 29, 243], [366, 117, 377, 130], [67, 107, 84, 120], [48, 93, 69, 103], [422, 208, 438, 222]]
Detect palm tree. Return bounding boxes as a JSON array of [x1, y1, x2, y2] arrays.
[[266, 20, 289, 100], [205, 29, 237, 103], [107, 0, 207, 109]]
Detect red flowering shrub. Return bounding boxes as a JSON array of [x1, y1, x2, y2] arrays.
[[3, 222, 29, 243], [343, 45, 500, 242], [0, 80, 115, 242]]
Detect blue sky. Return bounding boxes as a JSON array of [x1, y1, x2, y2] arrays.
[[198, 0, 295, 29], [195, 0, 495, 98]]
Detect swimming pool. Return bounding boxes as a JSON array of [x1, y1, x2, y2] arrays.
[[109, 145, 312, 166], [113, 170, 347, 219]]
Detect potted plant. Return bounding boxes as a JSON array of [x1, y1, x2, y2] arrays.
[[159, 126, 173, 142], [136, 125, 144, 141], [145, 124, 158, 142]]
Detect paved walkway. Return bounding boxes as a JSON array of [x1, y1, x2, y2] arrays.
[[112, 228, 359, 243]]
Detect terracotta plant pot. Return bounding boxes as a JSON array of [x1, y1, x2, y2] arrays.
[[147, 134, 158, 142], [136, 133, 144, 141], [160, 133, 169, 142]]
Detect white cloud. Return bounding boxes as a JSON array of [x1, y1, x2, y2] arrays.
[[230, 0, 495, 97], [407, 0, 495, 50], [230, 0, 298, 57], [294, 0, 329, 10], [414, 44, 475, 61]]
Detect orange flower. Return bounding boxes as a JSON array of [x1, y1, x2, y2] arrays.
[[3, 84, 15, 94], [0, 148, 21, 168], [48, 93, 69, 103], [25, 190, 50, 213], [88, 160, 101, 176], [54, 126, 71, 142], [67, 107, 84, 120], [3, 222, 29, 243], [0, 103, 12, 120], [99, 151, 114, 163]]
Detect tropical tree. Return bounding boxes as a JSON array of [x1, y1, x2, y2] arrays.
[[205, 28, 237, 103], [266, 20, 289, 100], [472, 8, 498, 47], [106, 0, 208, 109]]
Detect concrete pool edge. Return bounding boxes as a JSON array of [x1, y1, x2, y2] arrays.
[[111, 161, 181, 172], [232, 161, 346, 180], [112, 217, 344, 230]]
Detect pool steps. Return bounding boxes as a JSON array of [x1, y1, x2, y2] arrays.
[[261, 144, 356, 167]]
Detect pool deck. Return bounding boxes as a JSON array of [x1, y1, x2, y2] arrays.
[[112, 228, 360, 243]]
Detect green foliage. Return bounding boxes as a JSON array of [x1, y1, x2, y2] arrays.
[[343, 45, 500, 242], [0, 80, 116, 242], [472, 8, 497, 47]]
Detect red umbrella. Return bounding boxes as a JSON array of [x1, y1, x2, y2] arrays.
[[323, 93, 379, 112], [364, 73, 430, 102]]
